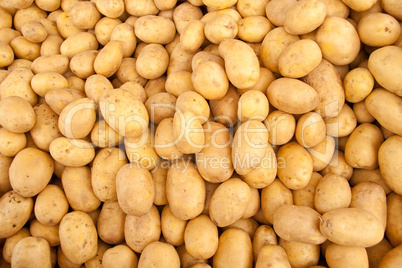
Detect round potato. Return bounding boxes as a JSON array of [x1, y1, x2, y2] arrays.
[[238, 90, 269, 122], [238, 16, 274, 43], [145, 92, 176, 124], [284, 0, 326, 35], [295, 112, 326, 148], [34, 184, 68, 226], [0, 96, 36, 133], [70, 1, 100, 30], [138, 241, 180, 268], [279, 238, 320, 268], [185, 214, 218, 259], [344, 67, 374, 103], [192, 61, 229, 100], [21, 21, 47, 43], [12, 237, 52, 268], [49, 137, 95, 167], [0, 128, 26, 157], [165, 71, 194, 97], [358, 12, 400, 47], [204, 14, 238, 45], [10, 36, 41, 61], [136, 44, 169, 80], [102, 245, 138, 268], [265, 110, 295, 145]]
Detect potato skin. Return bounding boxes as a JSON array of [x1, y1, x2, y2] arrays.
[[138, 241, 180, 268], [326, 243, 369, 268], [386, 193, 402, 247], [12, 237, 52, 268], [0, 96, 36, 133], [256, 245, 291, 268], [49, 137, 95, 167], [97, 201, 125, 245], [134, 15, 176, 44], [34, 184, 69, 226]]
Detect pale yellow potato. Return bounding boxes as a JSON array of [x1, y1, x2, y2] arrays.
[[238, 16, 273, 43], [265, 0, 297, 27], [102, 245, 138, 268], [30, 103, 61, 150], [21, 21, 47, 43], [13, 5, 47, 32], [7, 59, 32, 72], [176, 91, 210, 123], [154, 0, 177, 10], [209, 85, 239, 127], [57, 244, 81, 268], [232, 120, 268, 175], [58, 98, 96, 139], [265, 110, 295, 145], [134, 15, 176, 44], [97, 201, 125, 245], [252, 225, 278, 261], [358, 12, 400, 47], [29, 219, 60, 246], [94, 40, 123, 78], [349, 168, 391, 195], [320, 207, 384, 247], [0, 128, 26, 157], [168, 43, 199, 75], [125, 0, 158, 16], [0, 191, 33, 239], [69, 50, 97, 79], [31, 71, 68, 97], [0, 28, 21, 45], [321, 0, 350, 18], [116, 58, 147, 85], [284, 0, 326, 35], [84, 74, 113, 104], [39, 17, 60, 37], [0, 96, 36, 133], [161, 205, 187, 246], [9, 36, 40, 61], [379, 243, 402, 268], [296, 112, 326, 148], [277, 142, 314, 190], [120, 81, 147, 103], [344, 67, 374, 103], [125, 130, 159, 170], [70, 1, 100, 30], [379, 135, 402, 195], [0, 41, 14, 67], [353, 101, 375, 123], [202, 0, 236, 10], [150, 160, 169, 206], [95, 0, 124, 18], [213, 228, 252, 268], [386, 193, 402, 247], [94, 17, 122, 46], [138, 241, 180, 268], [165, 71, 195, 97], [256, 245, 291, 268], [326, 243, 369, 268], [293, 172, 322, 209], [124, 205, 161, 253], [173, 2, 203, 34], [110, 23, 136, 57], [0, 154, 12, 196], [155, 118, 183, 160], [242, 187, 260, 218], [204, 14, 238, 45], [56, 11, 84, 39], [91, 148, 127, 203], [192, 61, 229, 100], [180, 20, 205, 53], [116, 163, 154, 216], [66, 76, 85, 92], [2, 228, 30, 263], [91, 120, 123, 148], [196, 122, 233, 183], [267, 78, 319, 115], [324, 104, 357, 137], [0, 7, 12, 30], [35, 0, 60, 11], [145, 92, 176, 124], [280, 238, 320, 268], [316, 17, 361, 65], [367, 238, 393, 268], [314, 173, 351, 214], [136, 44, 169, 80], [60, 32, 98, 59], [85, 241, 111, 268], [34, 184, 68, 226], [238, 67, 276, 95], [59, 211, 98, 264], [342, 0, 377, 12], [236, 0, 268, 16], [382, 0, 402, 21], [237, 90, 269, 122], [173, 111, 205, 154], [345, 123, 383, 170], [12, 237, 52, 268], [31, 54, 69, 74], [45, 88, 85, 114], [49, 137, 95, 167]]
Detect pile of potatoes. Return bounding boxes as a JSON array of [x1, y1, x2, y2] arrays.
[[0, 0, 402, 267]]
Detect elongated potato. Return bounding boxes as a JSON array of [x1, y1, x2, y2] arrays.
[[97, 201, 125, 245], [379, 135, 402, 195], [261, 179, 293, 225], [256, 245, 291, 268], [49, 137, 95, 167], [138, 241, 180, 268], [34, 184, 68, 226], [284, 0, 326, 35], [326, 243, 369, 268], [161, 205, 187, 246], [135, 15, 176, 44], [185, 214, 218, 259], [386, 193, 402, 247]]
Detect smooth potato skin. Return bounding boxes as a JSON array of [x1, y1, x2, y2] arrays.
[[12, 237, 52, 268]]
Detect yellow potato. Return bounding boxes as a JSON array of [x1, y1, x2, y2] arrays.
[[265, 110, 295, 145], [85, 240, 111, 268], [381, 0, 402, 21], [29, 219, 60, 247], [192, 61, 229, 100], [279, 238, 320, 268], [0, 41, 14, 67], [56, 11, 84, 39], [97, 201, 125, 245], [358, 12, 400, 47], [45, 88, 85, 115], [34, 184, 68, 226], [134, 15, 176, 44], [209, 85, 239, 127], [341, 0, 377, 12], [110, 23, 137, 57], [12, 237, 52, 268], [69, 50, 97, 79], [49, 137, 95, 167], [35, 0, 60, 11], [0, 28, 21, 45], [366, 238, 393, 268], [252, 225, 278, 261], [155, 118, 184, 160], [124, 129, 159, 170], [138, 241, 180, 268], [39, 35, 63, 56], [0, 155, 12, 195], [176, 91, 210, 123], [284, 0, 326, 35], [238, 90, 269, 122], [0, 68, 37, 107], [59, 211, 98, 264], [295, 112, 326, 148], [94, 40, 123, 78], [165, 71, 194, 97], [84, 74, 113, 104], [256, 245, 291, 268], [168, 43, 199, 75], [180, 20, 205, 53], [322, 0, 350, 18], [31, 54, 69, 75], [0, 96, 36, 133], [9, 36, 41, 61], [70, 1, 100, 30], [378, 135, 402, 195], [204, 14, 238, 45], [307, 135, 336, 172], [293, 172, 322, 209], [161, 205, 187, 246], [326, 243, 369, 268], [31, 72, 68, 97], [136, 44, 169, 80], [13, 4, 47, 32], [0, 128, 26, 157], [102, 245, 138, 268], [2, 228, 30, 263], [324, 104, 357, 137], [94, 17, 122, 46], [353, 101, 375, 123], [386, 193, 402, 247], [265, 0, 297, 27], [379, 243, 402, 268], [21, 21, 47, 43], [173, 111, 205, 154], [238, 16, 273, 43], [125, 0, 158, 16], [60, 32, 98, 59]]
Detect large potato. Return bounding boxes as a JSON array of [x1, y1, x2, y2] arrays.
[[138, 241, 180, 268], [378, 135, 402, 195], [34, 184, 68, 226], [102, 245, 138, 268], [0, 68, 37, 106], [49, 137, 95, 167], [284, 0, 326, 35], [97, 201, 125, 245], [326, 243, 369, 268], [134, 15, 176, 44], [12, 237, 52, 268], [261, 179, 293, 225], [0, 96, 36, 133]]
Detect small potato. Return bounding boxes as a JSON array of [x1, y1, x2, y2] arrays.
[[261, 179, 293, 225], [0, 128, 26, 157], [31, 55, 69, 74], [134, 15, 176, 44], [345, 123, 383, 170], [316, 17, 361, 65], [138, 241, 180, 268], [116, 163, 154, 216], [29, 219, 60, 246], [97, 201, 125, 245], [2, 228, 30, 263], [168, 43, 199, 75], [237, 90, 269, 122], [293, 172, 322, 209], [60, 32, 98, 59], [219, 39, 260, 89], [0, 41, 14, 67], [161, 205, 187, 246], [94, 40, 123, 78], [165, 71, 195, 97], [12, 237, 52, 268], [84, 74, 113, 104], [238, 16, 274, 43], [176, 91, 210, 123], [155, 118, 183, 160], [192, 61, 229, 100], [324, 104, 357, 137], [284, 0, 327, 35], [56, 11, 84, 39], [326, 243, 369, 268], [204, 14, 238, 45], [378, 135, 402, 195], [185, 214, 218, 259], [125, 205, 161, 253], [110, 23, 137, 57], [102, 245, 138, 268], [145, 92, 176, 124], [265, 110, 295, 146], [295, 112, 326, 148], [10, 36, 41, 61], [280, 238, 320, 268], [58, 98, 96, 139], [314, 173, 352, 214], [45, 88, 85, 115], [252, 225, 278, 261], [69, 50, 97, 79], [59, 211, 98, 264], [365, 89, 402, 136], [181, 20, 205, 53], [320, 207, 384, 247], [267, 78, 319, 115], [344, 67, 374, 103], [277, 142, 314, 190], [0, 191, 33, 239], [62, 166, 101, 213], [34, 184, 68, 226], [31, 72, 68, 97], [0, 155, 13, 196], [256, 245, 291, 268], [213, 228, 253, 268], [136, 44, 169, 80], [265, 0, 297, 27], [210, 85, 239, 127], [70, 1, 100, 29], [49, 137, 95, 167], [353, 101, 375, 123], [21, 21, 47, 43], [91, 148, 127, 202], [94, 17, 122, 46]]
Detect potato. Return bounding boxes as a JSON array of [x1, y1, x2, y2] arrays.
[[0, 68, 37, 106], [324, 105, 356, 138], [180, 20, 205, 53], [237, 90, 269, 122], [93, 17, 122, 45], [0, 154, 12, 196], [60, 32, 98, 59], [176, 91, 210, 123], [223, 218, 259, 240], [85, 240, 111, 268], [144, 92, 175, 124], [359, 12, 400, 47], [349, 168, 391, 195], [365, 89, 402, 136], [386, 193, 402, 248], [29, 219, 60, 246], [35, 0, 60, 11], [172, 111, 204, 154], [0, 96, 36, 133], [256, 245, 291, 268], [0, 28, 20, 45], [209, 85, 239, 127], [343, 67, 374, 103], [279, 238, 320, 268], [38, 33, 62, 55], [57, 244, 81, 268], [45, 88, 85, 114], [69, 50, 97, 79], [56, 11, 84, 39], [202, 0, 236, 10], [59, 211, 98, 264], [381, 0, 402, 21], [102, 245, 138, 268], [0, 41, 14, 67], [94, 40, 123, 78], [353, 101, 375, 123], [134, 15, 176, 44], [316, 17, 361, 65], [155, 118, 183, 160], [307, 135, 336, 172], [9, 36, 40, 61], [13, 4, 47, 32], [219, 39, 260, 89], [135, 44, 169, 80], [213, 228, 253, 268], [125, 0, 158, 16], [2, 228, 30, 263], [326, 243, 369, 268], [345, 123, 383, 170], [284, 0, 326, 35], [168, 43, 199, 75], [0, 191, 33, 239], [138, 241, 180, 268], [192, 61, 229, 100], [34, 184, 68, 226], [341, 0, 377, 12], [0, 128, 26, 157], [161, 205, 187, 246], [321, 0, 350, 18], [125, 129, 159, 170], [91, 119, 122, 146], [12, 237, 52, 268], [62, 166, 101, 213], [97, 201, 125, 245], [238, 16, 273, 43], [0, 7, 12, 30], [379, 243, 402, 268], [366, 238, 393, 268], [184, 214, 218, 259], [100, 88, 149, 141], [31, 55, 69, 75], [125, 205, 161, 253], [261, 179, 293, 225], [84, 74, 112, 104], [116, 163, 154, 216], [252, 225, 277, 261], [110, 23, 136, 58], [31, 72, 68, 97], [21, 20, 47, 43], [204, 14, 238, 45], [165, 71, 194, 97], [70, 1, 100, 30], [314, 173, 352, 214], [295, 112, 326, 148], [293, 172, 322, 209], [177, 245, 209, 268], [196, 122, 233, 183], [49, 137, 95, 167], [320, 207, 384, 247], [379, 135, 402, 195], [264, 110, 294, 145]]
